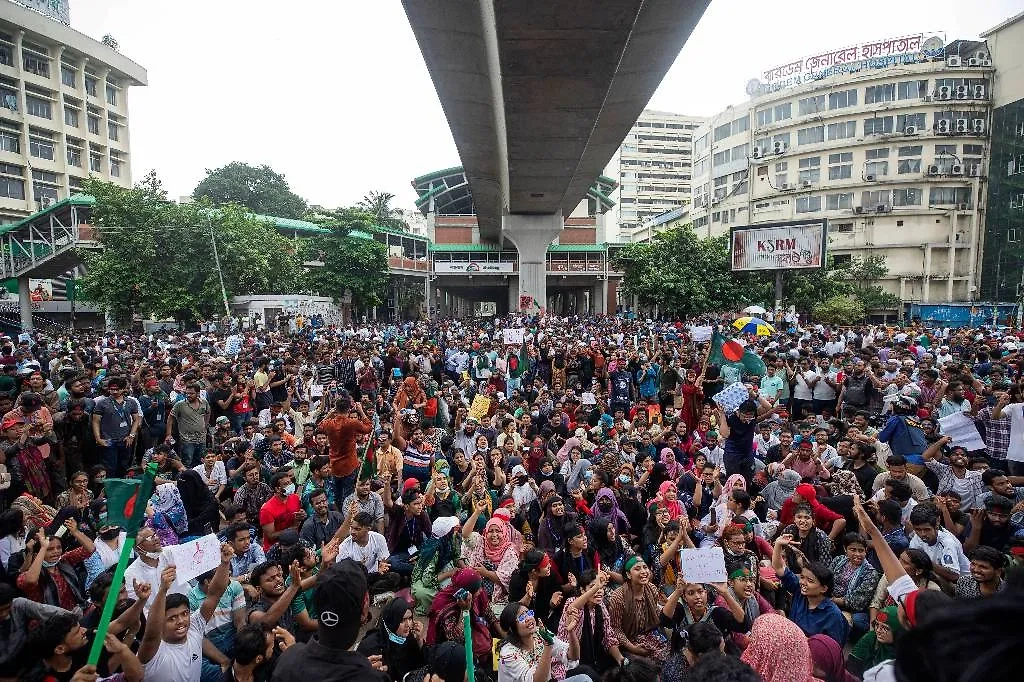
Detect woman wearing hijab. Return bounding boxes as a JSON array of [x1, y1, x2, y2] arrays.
[[177, 469, 220, 538], [537, 494, 573, 555], [807, 635, 858, 682], [357, 596, 426, 682], [846, 605, 904, 679], [591, 487, 628, 535], [713, 566, 775, 650], [762, 468, 801, 512], [412, 515, 462, 616], [427, 567, 496, 665], [462, 513, 518, 614], [740, 613, 824, 682], [588, 517, 633, 584], [565, 458, 592, 493], [556, 569, 625, 675], [555, 437, 581, 466], [148, 482, 188, 546], [651, 481, 684, 520], [607, 556, 671, 663], [660, 448, 682, 481], [393, 377, 426, 415]]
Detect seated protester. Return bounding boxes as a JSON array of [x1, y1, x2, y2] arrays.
[[843, 442, 880, 498], [721, 525, 760, 579], [222, 522, 265, 597], [977, 468, 1024, 508], [962, 494, 1024, 553], [641, 505, 688, 591], [934, 490, 969, 537], [139, 544, 234, 682], [301, 456, 336, 519], [508, 549, 564, 632], [460, 472, 499, 535], [588, 517, 634, 585], [340, 475, 385, 533], [356, 596, 426, 682], [83, 522, 129, 590], [423, 462, 461, 522], [496, 601, 584, 682], [921, 437, 985, 511], [661, 573, 750, 657], [908, 504, 970, 584], [412, 515, 462, 616], [770, 532, 849, 646], [662, 620, 727, 682], [425, 568, 495, 667], [741, 613, 823, 682], [954, 545, 1007, 599], [654, 519, 692, 595], [865, 500, 910, 572], [259, 471, 306, 552], [554, 524, 593, 593], [16, 521, 94, 611], [188, 564, 246, 681], [0, 583, 73, 668], [461, 501, 517, 613], [828, 533, 881, 634], [335, 511, 400, 595], [233, 466, 272, 528], [556, 570, 625, 673], [16, 609, 146, 682], [124, 526, 188, 616], [846, 606, 905, 679], [760, 468, 800, 513], [779, 483, 847, 542], [872, 478, 917, 525], [381, 477, 433, 576], [869, 548, 940, 619], [271, 559, 390, 682], [279, 542, 325, 638], [246, 560, 310, 636], [871, 454, 931, 502], [225, 623, 294, 682], [778, 503, 834, 572], [537, 494, 577, 557], [607, 557, 672, 663], [300, 487, 344, 548], [715, 567, 775, 651]]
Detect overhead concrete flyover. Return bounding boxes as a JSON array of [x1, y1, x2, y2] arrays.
[[402, 0, 711, 312]]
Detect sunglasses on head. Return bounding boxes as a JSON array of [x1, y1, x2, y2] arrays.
[[516, 609, 535, 623]]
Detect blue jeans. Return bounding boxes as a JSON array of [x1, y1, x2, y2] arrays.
[[229, 411, 250, 434], [387, 551, 415, 576], [102, 441, 133, 478], [178, 441, 205, 467], [333, 472, 357, 514]]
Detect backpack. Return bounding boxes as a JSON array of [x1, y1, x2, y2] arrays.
[[844, 374, 870, 406]]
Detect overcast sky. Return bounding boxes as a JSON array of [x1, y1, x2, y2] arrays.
[[70, 0, 1022, 212]]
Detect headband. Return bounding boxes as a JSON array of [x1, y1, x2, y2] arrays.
[[624, 556, 641, 573], [729, 567, 753, 579]]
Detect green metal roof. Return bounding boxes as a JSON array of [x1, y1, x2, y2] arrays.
[[548, 244, 607, 252], [251, 213, 330, 235], [412, 166, 465, 187], [348, 230, 374, 241], [429, 243, 503, 253], [0, 193, 96, 237]]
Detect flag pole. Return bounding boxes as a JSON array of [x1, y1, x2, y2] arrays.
[[87, 462, 158, 666], [463, 609, 476, 682]]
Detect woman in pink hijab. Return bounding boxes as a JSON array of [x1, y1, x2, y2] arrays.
[[741, 613, 823, 682]]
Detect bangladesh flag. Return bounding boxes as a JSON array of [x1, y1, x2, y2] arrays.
[[103, 474, 156, 535], [508, 343, 529, 379], [358, 442, 376, 481], [708, 332, 767, 382]]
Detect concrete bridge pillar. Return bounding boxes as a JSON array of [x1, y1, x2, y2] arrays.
[[504, 213, 561, 315]]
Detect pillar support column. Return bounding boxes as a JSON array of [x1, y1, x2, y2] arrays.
[[503, 213, 561, 316], [17, 275, 32, 331]]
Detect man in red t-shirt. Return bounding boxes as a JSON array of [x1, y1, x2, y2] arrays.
[[317, 396, 372, 512], [259, 471, 305, 550]]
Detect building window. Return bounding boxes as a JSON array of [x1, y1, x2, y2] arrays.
[[88, 115, 99, 134], [929, 186, 971, 206], [61, 65, 76, 87], [798, 95, 826, 116], [714, 122, 732, 142], [775, 161, 788, 188], [774, 102, 792, 122], [22, 51, 49, 78], [84, 75, 97, 96], [829, 89, 858, 110], [865, 148, 890, 177], [25, 96, 51, 119], [896, 113, 926, 131], [772, 132, 791, 150], [862, 189, 890, 208], [89, 152, 102, 173], [32, 169, 59, 204], [797, 125, 824, 145], [833, 254, 852, 266], [0, 43, 11, 67], [897, 80, 928, 100], [105, 83, 117, 106], [828, 152, 853, 180], [865, 83, 896, 104], [826, 193, 854, 210], [864, 116, 894, 135], [64, 106, 78, 127], [0, 129, 18, 153], [796, 196, 822, 213], [0, 166, 24, 199], [756, 107, 773, 128], [897, 145, 922, 174], [713, 150, 729, 167], [110, 157, 122, 178], [831, 222, 854, 233], [66, 145, 81, 167], [893, 188, 922, 206], [798, 157, 821, 183], [934, 144, 957, 173], [730, 143, 748, 162], [0, 84, 15, 112], [29, 136, 54, 161], [107, 120, 119, 141], [827, 121, 856, 140]]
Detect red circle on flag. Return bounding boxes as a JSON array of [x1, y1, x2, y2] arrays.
[[722, 340, 744, 362]]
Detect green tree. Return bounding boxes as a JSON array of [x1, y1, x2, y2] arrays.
[[814, 295, 866, 324], [779, 255, 899, 313], [358, 191, 407, 231], [193, 162, 307, 219], [611, 226, 767, 316], [301, 207, 390, 310], [78, 175, 303, 324]]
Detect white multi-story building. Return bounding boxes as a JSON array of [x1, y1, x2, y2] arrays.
[[680, 35, 997, 306], [605, 109, 705, 241], [0, 1, 146, 222]]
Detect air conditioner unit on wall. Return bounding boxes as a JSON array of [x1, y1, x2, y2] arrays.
[[954, 85, 969, 99], [973, 119, 986, 134], [752, 146, 765, 159], [956, 202, 969, 211], [968, 57, 981, 67], [773, 140, 787, 154], [973, 84, 986, 99], [937, 86, 952, 100], [935, 119, 951, 134], [927, 165, 940, 176], [904, 125, 918, 135], [946, 55, 962, 67], [950, 164, 964, 176], [865, 174, 877, 182], [854, 206, 865, 214], [954, 118, 969, 133]]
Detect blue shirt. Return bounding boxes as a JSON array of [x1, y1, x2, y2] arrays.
[[878, 415, 927, 463], [780, 568, 849, 646]]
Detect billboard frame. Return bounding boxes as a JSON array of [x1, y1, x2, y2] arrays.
[[729, 219, 828, 272]]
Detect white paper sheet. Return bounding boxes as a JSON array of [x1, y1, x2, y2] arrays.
[[937, 411, 986, 452], [159, 533, 221, 585], [679, 547, 728, 584]]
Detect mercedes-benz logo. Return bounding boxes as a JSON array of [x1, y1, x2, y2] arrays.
[[320, 610, 340, 627]]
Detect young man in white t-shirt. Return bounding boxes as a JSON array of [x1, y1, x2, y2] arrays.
[[140, 542, 234, 682], [993, 394, 1024, 477]]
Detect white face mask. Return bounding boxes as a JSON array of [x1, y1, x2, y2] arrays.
[[140, 549, 162, 561]]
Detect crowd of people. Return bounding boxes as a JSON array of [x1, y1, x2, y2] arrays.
[[0, 313, 1022, 682]]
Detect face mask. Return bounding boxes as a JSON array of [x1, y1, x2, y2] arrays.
[[98, 511, 108, 523], [531, 411, 540, 418], [284, 483, 296, 495], [140, 549, 163, 561], [386, 627, 407, 645], [598, 500, 613, 512], [618, 474, 632, 484], [100, 528, 121, 541], [42, 559, 60, 568], [476, 445, 487, 453]]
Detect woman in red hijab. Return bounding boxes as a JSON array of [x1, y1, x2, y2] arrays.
[[426, 567, 496, 662]]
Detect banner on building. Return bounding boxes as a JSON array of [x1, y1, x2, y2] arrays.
[[730, 220, 826, 272], [434, 261, 514, 274]]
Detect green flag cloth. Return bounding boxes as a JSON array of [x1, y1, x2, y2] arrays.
[[508, 343, 529, 379], [103, 473, 156, 536], [357, 442, 375, 481], [708, 332, 767, 383]]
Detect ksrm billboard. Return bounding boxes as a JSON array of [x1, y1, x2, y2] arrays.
[[730, 219, 827, 271]]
